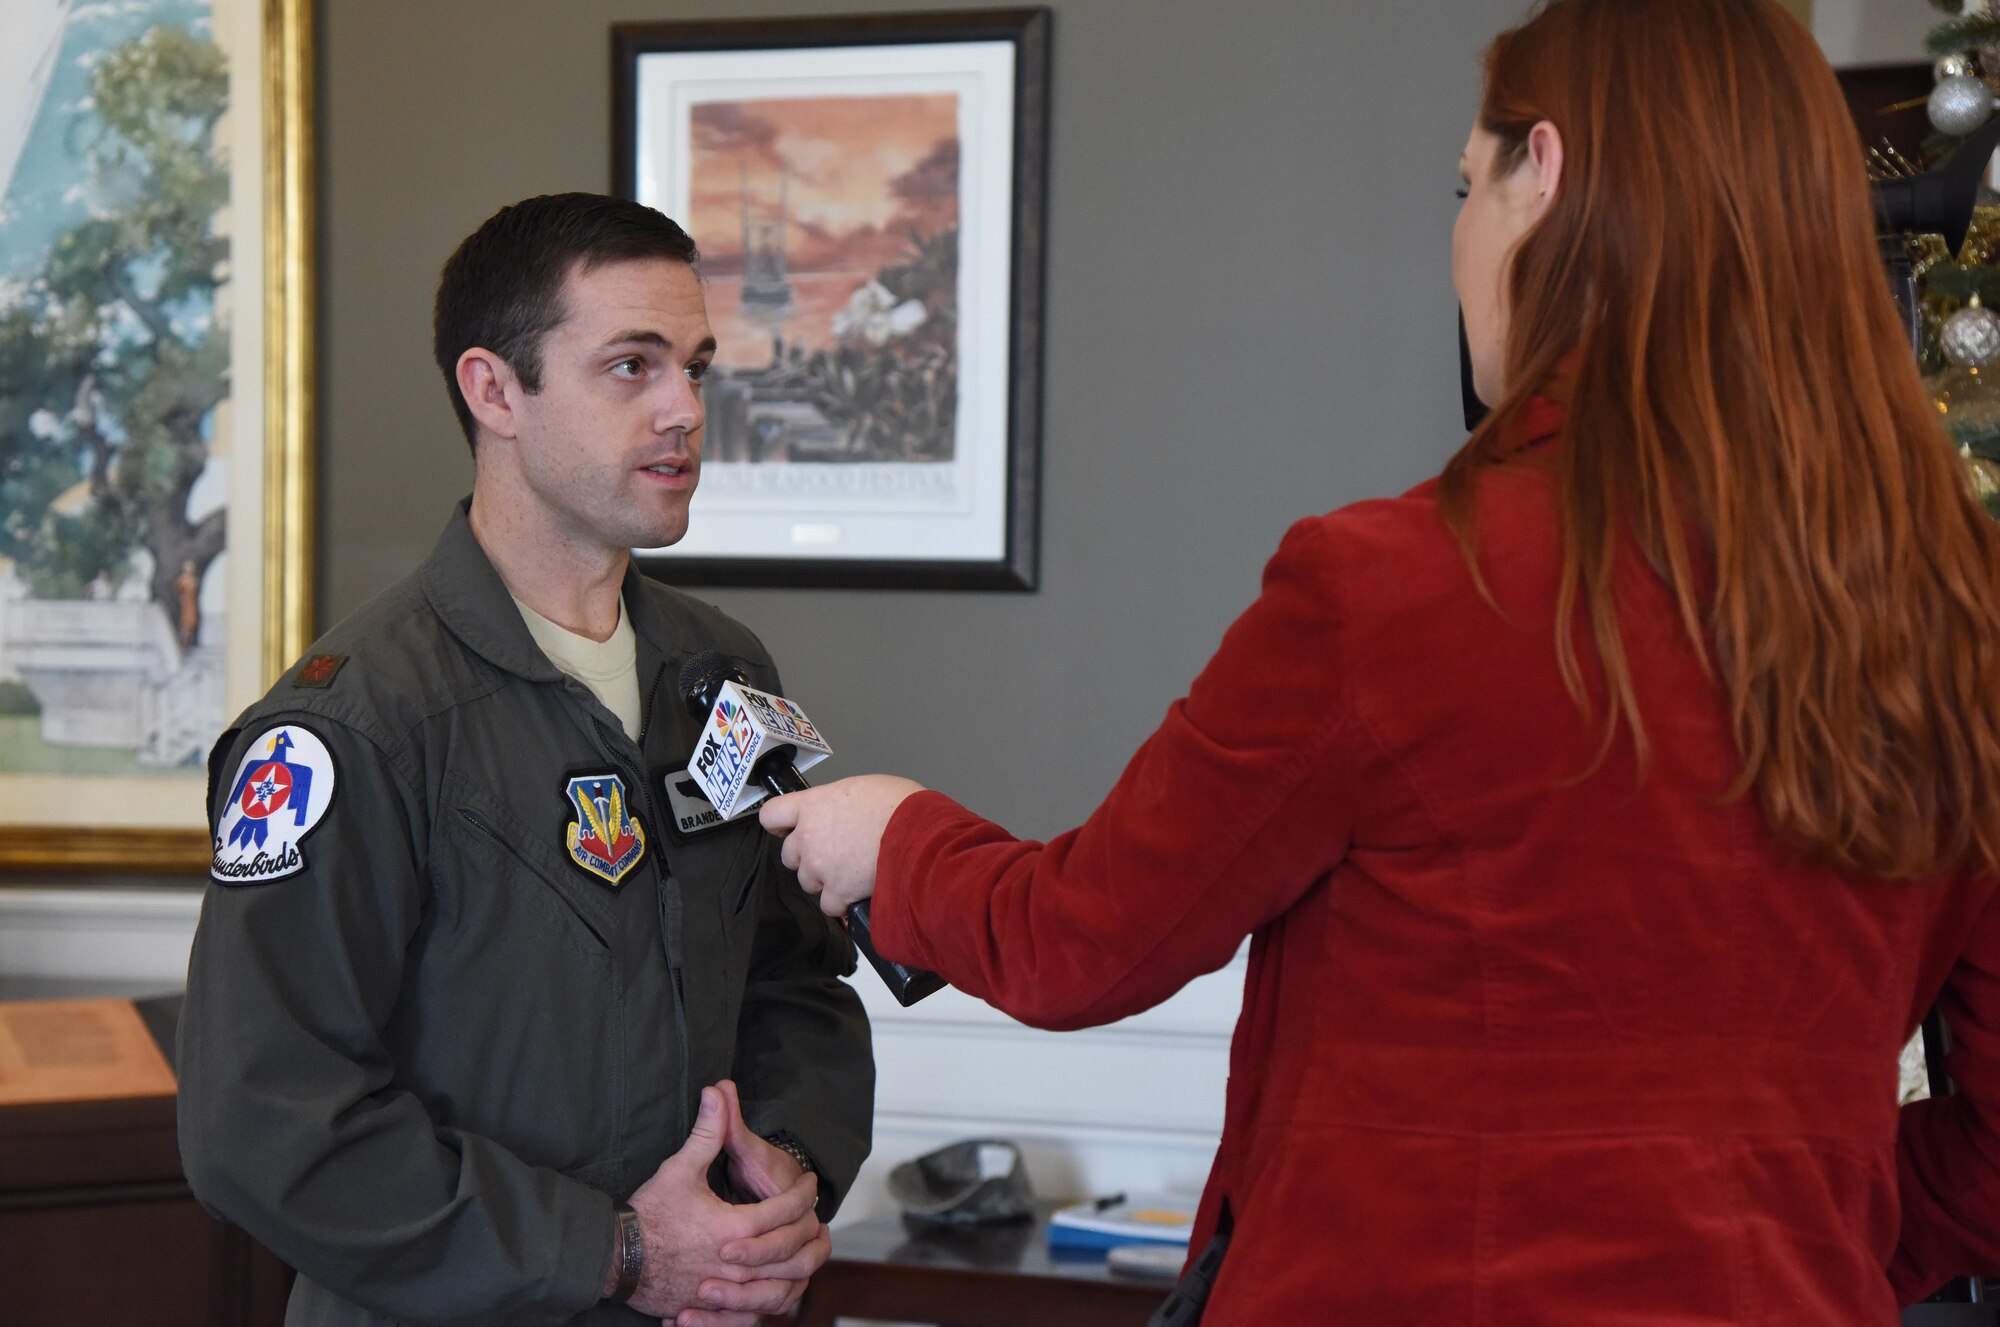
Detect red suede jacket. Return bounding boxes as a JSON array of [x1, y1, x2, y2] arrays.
[[872, 427, 2000, 1324]]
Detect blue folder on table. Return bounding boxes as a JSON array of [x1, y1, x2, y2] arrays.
[[1046, 1193, 1196, 1251]]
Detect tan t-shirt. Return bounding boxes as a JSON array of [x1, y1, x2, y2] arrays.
[[513, 595, 641, 740]]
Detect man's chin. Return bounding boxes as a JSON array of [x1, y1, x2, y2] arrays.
[[627, 521, 691, 555]]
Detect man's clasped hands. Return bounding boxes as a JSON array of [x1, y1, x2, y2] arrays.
[[614, 1079, 830, 1326]]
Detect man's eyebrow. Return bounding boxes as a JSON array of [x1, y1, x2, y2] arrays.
[[598, 330, 720, 356]]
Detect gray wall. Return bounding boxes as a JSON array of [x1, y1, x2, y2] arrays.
[[1811, 0, 1936, 67], [321, 0, 1515, 840]]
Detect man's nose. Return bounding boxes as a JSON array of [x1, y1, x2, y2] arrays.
[[655, 374, 703, 436]]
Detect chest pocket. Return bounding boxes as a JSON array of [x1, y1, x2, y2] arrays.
[[666, 815, 765, 923], [446, 771, 621, 949]]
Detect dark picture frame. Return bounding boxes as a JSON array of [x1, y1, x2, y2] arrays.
[[613, 8, 1049, 590]]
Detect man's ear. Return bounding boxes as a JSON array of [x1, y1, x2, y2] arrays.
[[1526, 119, 1564, 222], [456, 348, 520, 442]]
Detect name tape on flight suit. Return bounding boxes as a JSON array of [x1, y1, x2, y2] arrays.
[[662, 768, 758, 838]]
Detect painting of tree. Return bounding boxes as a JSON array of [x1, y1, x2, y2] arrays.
[[0, 24, 227, 632], [0, 1, 235, 781], [0, 0, 316, 872]]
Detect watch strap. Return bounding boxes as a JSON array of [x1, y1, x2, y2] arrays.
[[608, 1202, 642, 1303], [762, 1130, 816, 1179]]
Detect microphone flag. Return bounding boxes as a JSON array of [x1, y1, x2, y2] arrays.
[[687, 679, 833, 818]]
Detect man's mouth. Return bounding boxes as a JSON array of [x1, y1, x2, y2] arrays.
[[644, 461, 690, 476]]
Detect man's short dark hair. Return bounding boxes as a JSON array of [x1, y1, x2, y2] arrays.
[[433, 193, 700, 450]]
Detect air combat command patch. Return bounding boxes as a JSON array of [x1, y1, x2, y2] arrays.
[[564, 773, 646, 887], [212, 725, 337, 885]]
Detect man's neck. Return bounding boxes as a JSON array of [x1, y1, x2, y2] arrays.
[[468, 487, 628, 642]]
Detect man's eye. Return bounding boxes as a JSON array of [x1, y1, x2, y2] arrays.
[[1455, 184, 1470, 200], [611, 357, 645, 379], [686, 360, 711, 384]]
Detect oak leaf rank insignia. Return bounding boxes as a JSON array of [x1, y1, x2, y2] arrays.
[[294, 654, 347, 689]]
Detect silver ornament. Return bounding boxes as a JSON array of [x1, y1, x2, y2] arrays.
[[1944, 300, 2000, 368], [1931, 74, 1995, 137], [1939, 53, 1979, 83]]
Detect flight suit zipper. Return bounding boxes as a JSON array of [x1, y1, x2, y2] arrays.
[[588, 660, 695, 1141], [634, 662, 697, 1140]]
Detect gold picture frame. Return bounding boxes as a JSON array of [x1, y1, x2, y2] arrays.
[[0, 0, 315, 875]]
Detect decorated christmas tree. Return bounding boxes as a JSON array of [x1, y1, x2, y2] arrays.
[[1907, 0, 2000, 512]]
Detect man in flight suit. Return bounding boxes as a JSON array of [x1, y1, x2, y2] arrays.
[[178, 193, 874, 1327]]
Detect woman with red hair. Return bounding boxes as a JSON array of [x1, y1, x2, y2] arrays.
[[766, 0, 2000, 1320]]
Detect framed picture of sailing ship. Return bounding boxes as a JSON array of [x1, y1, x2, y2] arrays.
[[613, 9, 1048, 590], [0, 0, 314, 874]]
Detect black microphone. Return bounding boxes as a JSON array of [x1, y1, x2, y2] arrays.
[[678, 650, 946, 1007], [1458, 306, 1487, 433], [1870, 113, 2000, 257], [1867, 116, 2000, 356]]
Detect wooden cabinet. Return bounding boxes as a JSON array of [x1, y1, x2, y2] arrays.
[[0, 993, 292, 1326]]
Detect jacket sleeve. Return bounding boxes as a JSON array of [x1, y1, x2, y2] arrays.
[[1890, 887, 2000, 1302], [870, 515, 1358, 1031], [732, 832, 875, 1217], [177, 714, 613, 1327]]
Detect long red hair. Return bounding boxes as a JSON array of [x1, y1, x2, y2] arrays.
[[1441, 0, 2000, 879]]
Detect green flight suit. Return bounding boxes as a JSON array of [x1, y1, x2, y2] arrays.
[[178, 504, 874, 1326]]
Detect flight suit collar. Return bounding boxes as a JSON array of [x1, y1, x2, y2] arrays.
[[420, 500, 709, 741], [624, 567, 709, 757], [619, 559, 683, 673], [419, 500, 569, 685]]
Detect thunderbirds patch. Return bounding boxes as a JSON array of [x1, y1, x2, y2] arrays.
[[212, 726, 337, 884], [564, 773, 647, 886]]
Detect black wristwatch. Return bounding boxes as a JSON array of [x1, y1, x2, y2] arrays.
[[762, 1130, 816, 1178], [608, 1203, 642, 1303]]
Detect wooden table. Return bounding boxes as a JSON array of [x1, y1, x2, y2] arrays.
[[795, 1209, 1171, 1327]]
